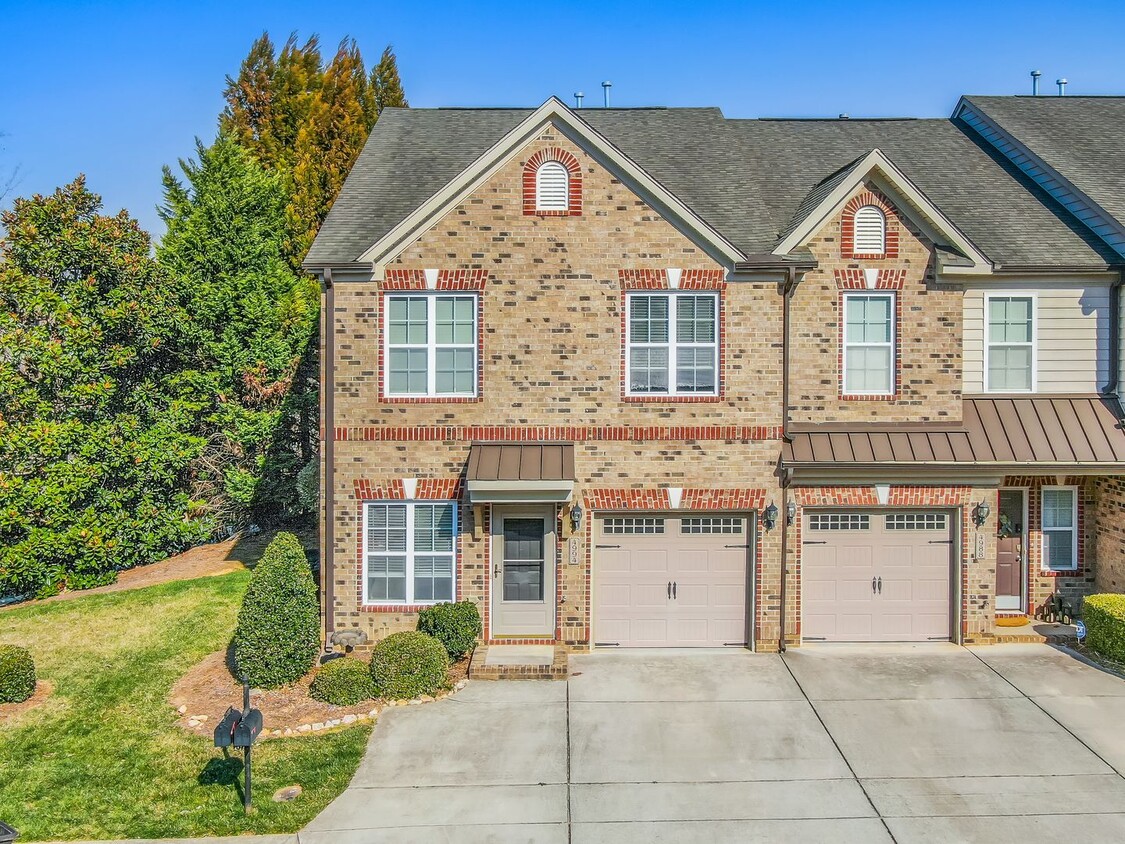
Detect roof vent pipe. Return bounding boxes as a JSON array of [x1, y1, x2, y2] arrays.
[[1057, 77, 1068, 96], [574, 91, 584, 108], [602, 80, 612, 108], [1031, 69, 1041, 95]]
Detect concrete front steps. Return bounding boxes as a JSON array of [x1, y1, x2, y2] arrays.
[[468, 644, 570, 680]]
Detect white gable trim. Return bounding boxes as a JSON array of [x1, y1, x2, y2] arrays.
[[772, 148, 993, 274], [360, 97, 744, 268]]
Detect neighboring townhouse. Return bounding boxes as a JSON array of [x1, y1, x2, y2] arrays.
[[304, 95, 1125, 658]]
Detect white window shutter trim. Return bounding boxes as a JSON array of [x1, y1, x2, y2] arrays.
[[536, 161, 569, 210], [853, 205, 886, 253]]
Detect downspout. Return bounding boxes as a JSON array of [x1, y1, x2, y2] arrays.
[[321, 268, 336, 649], [1103, 271, 1123, 397], [778, 265, 798, 653]]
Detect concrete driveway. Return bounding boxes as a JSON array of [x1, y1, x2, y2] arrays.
[[303, 644, 1125, 843]]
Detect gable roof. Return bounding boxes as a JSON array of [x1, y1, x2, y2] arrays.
[[306, 101, 1120, 272], [770, 147, 991, 271], [959, 95, 1125, 257]]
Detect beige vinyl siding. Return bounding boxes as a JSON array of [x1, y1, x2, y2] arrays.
[[963, 280, 1111, 393]]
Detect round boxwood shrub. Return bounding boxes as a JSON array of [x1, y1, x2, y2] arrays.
[[309, 657, 375, 706], [417, 601, 482, 661], [0, 645, 36, 703], [370, 631, 450, 700], [234, 532, 320, 688]]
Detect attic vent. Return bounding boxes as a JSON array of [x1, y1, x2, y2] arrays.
[[535, 161, 569, 211], [853, 205, 886, 254]]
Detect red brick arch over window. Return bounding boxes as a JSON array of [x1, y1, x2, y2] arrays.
[[522, 148, 583, 216], [841, 189, 900, 259]]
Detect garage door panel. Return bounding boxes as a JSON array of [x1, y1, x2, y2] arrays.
[[594, 515, 751, 647], [803, 509, 952, 643]]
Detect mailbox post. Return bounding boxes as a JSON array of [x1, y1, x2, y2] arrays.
[[212, 676, 263, 813]]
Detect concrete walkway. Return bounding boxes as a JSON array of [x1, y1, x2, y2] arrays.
[[302, 642, 1125, 843]]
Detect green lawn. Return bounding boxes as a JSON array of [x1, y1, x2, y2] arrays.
[[0, 571, 370, 841]]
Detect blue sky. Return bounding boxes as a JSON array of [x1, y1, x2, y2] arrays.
[[3, 0, 1125, 237]]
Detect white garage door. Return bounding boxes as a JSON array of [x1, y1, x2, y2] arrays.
[[594, 514, 752, 647], [802, 510, 953, 642]]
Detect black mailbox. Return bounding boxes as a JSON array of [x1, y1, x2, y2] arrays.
[[0, 820, 18, 844], [233, 708, 262, 747], [214, 707, 241, 748]]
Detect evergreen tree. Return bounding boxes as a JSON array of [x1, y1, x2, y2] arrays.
[[158, 137, 318, 524], [0, 178, 208, 597], [370, 45, 408, 114]]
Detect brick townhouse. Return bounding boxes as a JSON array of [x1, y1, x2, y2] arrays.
[[304, 94, 1125, 656]]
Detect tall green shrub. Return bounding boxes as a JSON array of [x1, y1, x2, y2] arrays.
[[0, 645, 36, 703], [1084, 594, 1125, 663], [233, 532, 319, 687], [369, 631, 449, 700]]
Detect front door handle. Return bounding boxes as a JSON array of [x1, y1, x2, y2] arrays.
[[667, 581, 671, 599], [672, 581, 677, 599], [494, 563, 501, 578], [878, 577, 883, 594], [872, 576, 877, 594]]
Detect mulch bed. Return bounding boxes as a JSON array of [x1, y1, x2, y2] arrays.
[[0, 680, 54, 725], [170, 650, 470, 739]]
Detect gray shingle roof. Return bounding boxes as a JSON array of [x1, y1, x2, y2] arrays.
[[965, 95, 1125, 233], [307, 104, 1119, 270]]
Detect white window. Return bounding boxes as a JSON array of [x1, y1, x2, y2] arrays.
[[853, 205, 886, 254], [535, 161, 569, 211], [626, 292, 718, 396], [809, 513, 870, 531], [843, 293, 894, 395], [385, 294, 477, 397], [986, 295, 1035, 392], [364, 502, 457, 604], [603, 517, 665, 535], [1041, 487, 1078, 572]]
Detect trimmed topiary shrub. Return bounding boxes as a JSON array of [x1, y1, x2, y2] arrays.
[[1084, 594, 1125, 663], [234, 532, 320, 688], [309, 657, 375, 706], [370, 631, 450, 700], [417, 601, 482, 661], [0, 645, 36, 703]]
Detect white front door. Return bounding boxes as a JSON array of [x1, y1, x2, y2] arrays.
[[491, 506, 556, 637]]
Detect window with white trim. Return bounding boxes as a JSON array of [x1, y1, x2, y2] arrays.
[[385, 294, 477, 397], [626, 292, 718, 396], [853, 205, 886, 254], [986, 295, 1034, 392], [1041, 487, 1078, 571], [535, 161, 569, 211], [843, 293, 894, 395], [364, 502, 457, 604]]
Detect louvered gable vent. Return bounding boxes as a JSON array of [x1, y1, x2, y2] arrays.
[[535, 161, 569, 211], [853, 205, 886, 254]]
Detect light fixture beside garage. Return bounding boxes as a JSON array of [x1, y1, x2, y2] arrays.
[[570, 502, 583, 532], [972, 500, 991, 526], [786, 500, 796, 526], [763, 502, 779, 530]]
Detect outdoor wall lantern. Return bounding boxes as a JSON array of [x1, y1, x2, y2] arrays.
[[972, 500, 991, 526], [786, 500, 797, 526], [570, 502, 584, 532], [763, 502, 779, 531]]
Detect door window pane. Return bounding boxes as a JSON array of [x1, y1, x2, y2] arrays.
[[503, 518, 545, 601]]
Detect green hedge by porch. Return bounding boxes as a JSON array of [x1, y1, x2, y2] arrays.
[[0, 645, 36, 703], [369, 631, 449, 700], [417, 601, 482, 660], [1083, 594, 1125, 663]]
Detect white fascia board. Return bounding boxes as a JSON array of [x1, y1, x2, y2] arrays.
[[467, 479, 575, 504], [361, 96, 744, 268], [773, 148, 992, 274]]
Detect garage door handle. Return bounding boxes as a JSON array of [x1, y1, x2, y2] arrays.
[[872, 576, 877, 594], [928, 540, 953, 545], [667, 581, 672, 599], [673, 581, 677, 599], [724, 544, 751, 548], [878, 576, 882, 594], [596, 544, 621, 549], [803, 541, 828, 545]]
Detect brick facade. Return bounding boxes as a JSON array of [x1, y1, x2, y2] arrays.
[[327, 125, 785, 650], [789, 181, 961, 423]]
